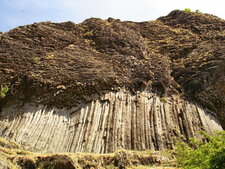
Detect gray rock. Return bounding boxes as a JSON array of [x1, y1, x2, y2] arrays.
[[0, 89, 222, 153]]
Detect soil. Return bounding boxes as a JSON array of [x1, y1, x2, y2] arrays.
[[0, 10, 225, 127]]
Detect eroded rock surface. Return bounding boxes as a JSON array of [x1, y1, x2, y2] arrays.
[[0, 10, 224, 153], [0, 90, 222, 153]]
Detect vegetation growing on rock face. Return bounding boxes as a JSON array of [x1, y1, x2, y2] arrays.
[[175, 131, 225, 169], [182, 8, 201, 13], [183, 8, 192, 12], [0, 85, 9, 98]]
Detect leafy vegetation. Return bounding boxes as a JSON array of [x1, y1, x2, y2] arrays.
[[175, 131, 225, 169], [160, 97, 168, 103], [0, 85, 9, 98], [183, 8, 192, 12], [182, 8, 201, 13]]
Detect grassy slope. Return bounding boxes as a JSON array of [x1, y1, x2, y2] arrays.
[[0, 137, 179, 169]]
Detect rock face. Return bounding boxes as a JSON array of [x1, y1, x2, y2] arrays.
[[0, 10, 224, 153], [0, 90, 222, 153]]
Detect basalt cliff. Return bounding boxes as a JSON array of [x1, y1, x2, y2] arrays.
[[0, 10, 224, 154]]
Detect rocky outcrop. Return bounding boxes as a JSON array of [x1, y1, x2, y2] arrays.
[[158, 10, 225, 128], [0, 90, 222, 153], [0, 10, 224, 153]]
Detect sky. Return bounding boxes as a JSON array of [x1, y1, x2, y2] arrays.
[[0, 0, 225, 32]]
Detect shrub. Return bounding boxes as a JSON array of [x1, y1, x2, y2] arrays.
[[183, 8, 192, 12], [160, 97, 167, 103], [175, 131, 225, 169], [0, 85, 9, 98]]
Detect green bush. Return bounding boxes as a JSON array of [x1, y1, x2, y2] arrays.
[[175, 131, 225, 169], [183, 8, 192, 12], [0, 85, 9, 98]]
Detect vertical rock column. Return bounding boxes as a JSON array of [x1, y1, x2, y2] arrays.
[[0, 90, 223, 153]]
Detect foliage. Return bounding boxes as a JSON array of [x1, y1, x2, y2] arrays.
[[183, 8, 192, 12], [175, 131, 225, 169], [0, 85, 9, 98], [32, 57, 41, 63], [160, 97, 167, 103], [182, 8, 202, 13]]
